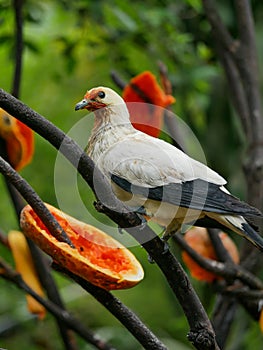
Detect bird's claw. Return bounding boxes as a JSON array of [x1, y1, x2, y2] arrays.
[[138, 214, 148, 231], [117, 208, 147, 234], [118, 226, 125, 235], [147, 235, 170, 264], [161, 239, 170, 254], [147, 253, 155, 264]]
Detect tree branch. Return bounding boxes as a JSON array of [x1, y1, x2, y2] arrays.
[[12, 0, 23, 98], [207, 228, 237, 348], [0, 156, 74, 248], [207, 229, 233, 264], [211, 295, 237, 349], [54, 264, 168, 350], [202, 2, 263, 346], [174, 232, 263, 290], [233, 0, 263, 142], [158, 61, 186, 151], [0, 257, 116, 350], [202, 0, 237, 53], [219, 50, 252, 141]]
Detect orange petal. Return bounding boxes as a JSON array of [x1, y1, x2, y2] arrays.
[[8, 230, 46, 320], [0, 108, 34, 170], [182, 227, 239, 283], [123, 71, 175, 106], [259, 307, 263, 333], [20, 204, 144, 290], [123, 71, 175, 137]]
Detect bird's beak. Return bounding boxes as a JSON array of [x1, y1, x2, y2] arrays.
[[75, 99, 90, 111]]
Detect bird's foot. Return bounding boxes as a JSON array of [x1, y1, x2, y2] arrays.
[[118, 226, 125, 235], [137, 214, 148, 231], [130, 206, 148, 230], [135, 206, 148, 216], [162, 222, 181, 242], [162, 230, 173, 242], [147, 238, 170, 263], [161, 238, 170, 254], [118, 207, 147, 234], [147, 254, 155, 264]]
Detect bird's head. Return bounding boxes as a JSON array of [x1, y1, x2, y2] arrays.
[[75, 87, 125, 112]]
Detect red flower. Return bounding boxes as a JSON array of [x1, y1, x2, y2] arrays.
[[123, 71, 175, 137]]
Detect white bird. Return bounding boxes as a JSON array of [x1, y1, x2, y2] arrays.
[[75, 87, 263, 251]]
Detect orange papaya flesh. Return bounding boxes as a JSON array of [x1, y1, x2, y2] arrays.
[[20, 204, 144, 290], [182, 227, 239, 283], [0, 108, 34, 170], [15, 119, 34, 170], [8, 230, 46, 320], [259, 307, 263, 333]]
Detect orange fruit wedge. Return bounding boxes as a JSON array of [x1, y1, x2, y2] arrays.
[[0, 108, 34, 170], [20, 204, 144, 290], [182, 227, 239, 282], [8, 230, 46, 319]]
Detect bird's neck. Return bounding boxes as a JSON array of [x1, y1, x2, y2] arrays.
[[93, 104, 129, 130], [86, 105, 136, 161]]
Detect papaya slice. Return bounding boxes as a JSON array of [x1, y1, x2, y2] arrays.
[[0, 108, 34, 170], [20, 203, 144, 290], [8, 230, 46, 319], [182, 227, 239, 283]]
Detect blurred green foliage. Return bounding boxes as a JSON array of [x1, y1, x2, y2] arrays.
[[0, 0, 263, 349]]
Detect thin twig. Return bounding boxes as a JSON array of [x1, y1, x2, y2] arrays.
[[207, 229, 233, 264], [0, 229, 9, 248], [202, 0, 237, 55], [110, 70, 126, 90], [219, 51, 252, 141], [211, 295, 237, 349], [206, 228, 237, 348], [12, 0, 23, 98]]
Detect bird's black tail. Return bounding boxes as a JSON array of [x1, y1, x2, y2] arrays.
[[208, 213, 263, 252], [240, 222, 263, 252]]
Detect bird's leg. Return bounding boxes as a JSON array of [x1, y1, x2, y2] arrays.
[[118, 206, 148, 234], [147, 226, 172, 263], [162, 221, 184, 255], [118, 226, 125, 235], [162, 221, 182, 242], [161, 221, 183, 253]]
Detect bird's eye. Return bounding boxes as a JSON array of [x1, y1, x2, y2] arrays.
[[97, 91, 105, 99]]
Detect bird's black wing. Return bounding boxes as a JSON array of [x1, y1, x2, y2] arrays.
[[111, 174, 262, 218]]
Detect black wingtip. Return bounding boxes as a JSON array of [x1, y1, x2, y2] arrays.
[[242, 223, 263, 252]]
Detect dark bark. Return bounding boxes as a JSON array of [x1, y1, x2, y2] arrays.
[[12, 0, 23, 98], [0, 258, 116, 350]]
